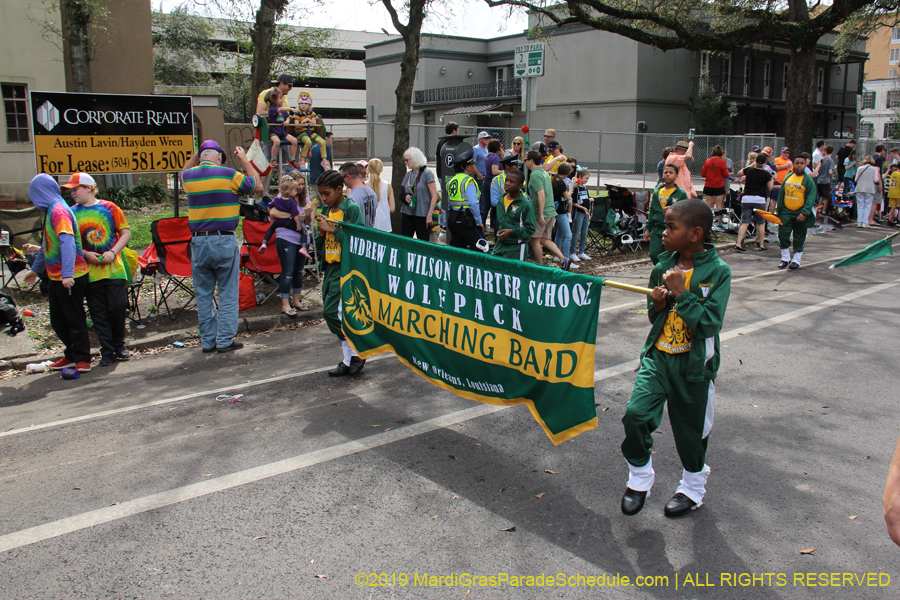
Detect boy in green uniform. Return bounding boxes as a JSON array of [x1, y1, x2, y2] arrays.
[[492, 170, 536, 260], [644, 163, 689, 265], [314, 170, 365, 376], [775, 157, 817, 270], [620, 199, 731, 517]]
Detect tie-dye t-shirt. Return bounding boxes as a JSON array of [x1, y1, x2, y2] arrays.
[[43, 202, 90, 281], [72, 200, 130, 282]]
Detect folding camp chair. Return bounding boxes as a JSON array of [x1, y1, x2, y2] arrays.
[[586, 196, 619, 256], [240, 220, 282, 306], [150, 217, 195, 319], [0, 206, 43, 291]]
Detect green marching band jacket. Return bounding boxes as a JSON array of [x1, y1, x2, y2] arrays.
[[647, 184, 689, 237], [642, 244, 732, 382]]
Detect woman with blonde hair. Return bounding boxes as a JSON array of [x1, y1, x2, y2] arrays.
[[367, 158, 395, 232], [512, 136, 526, 166]]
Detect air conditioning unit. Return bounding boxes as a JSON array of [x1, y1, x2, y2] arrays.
[[636, 121, 648, 133]]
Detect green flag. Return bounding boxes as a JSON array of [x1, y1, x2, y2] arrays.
[[830, 233, 898, 269], [339, 222, 603, 444]]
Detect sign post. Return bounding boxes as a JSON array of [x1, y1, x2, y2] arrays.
[[514, 42, 545, 134]]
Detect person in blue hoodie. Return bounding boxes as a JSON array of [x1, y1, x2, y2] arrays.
[[23, 174, 93, 372]]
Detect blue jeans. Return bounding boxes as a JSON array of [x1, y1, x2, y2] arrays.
[[275, 237, 308, 298], [572, 209, 589, 255], [554, 213, 572, 258], [190, 234, 240, 349]]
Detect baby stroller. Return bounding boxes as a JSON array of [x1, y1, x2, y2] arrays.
[[605, 184, 645, 253], [0, 287, 25, 337], [717, 188, 750, 235]]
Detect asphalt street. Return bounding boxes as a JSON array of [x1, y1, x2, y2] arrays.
[[1, 225, 899, 599]]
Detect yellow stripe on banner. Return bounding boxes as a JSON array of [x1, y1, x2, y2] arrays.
[[356, 342, 598, 445], [188, 206, 240, 221], [341, 270, 596, 389]]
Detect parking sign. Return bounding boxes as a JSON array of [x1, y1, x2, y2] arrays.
[[514, 43, 545, 78]]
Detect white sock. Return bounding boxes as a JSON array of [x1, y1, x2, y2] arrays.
[[792, 251, 803, 265], [341, 340, 352, 366], [781, 248, 791, 262], [675, 464, 711, 505], [626, 457, 655, 492]]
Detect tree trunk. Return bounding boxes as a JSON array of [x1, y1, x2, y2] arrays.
[[65, 0, 93, 93], [783, 45, 816, 159], [389, 29, 421, 234], [250, 0, 288, 110]]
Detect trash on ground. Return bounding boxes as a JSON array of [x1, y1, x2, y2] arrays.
[[172, 341, 185, 348], [215, 393, 244, 404]]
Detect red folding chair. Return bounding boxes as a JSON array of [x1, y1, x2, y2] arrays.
[[151, 217, 195, 319], [240, 220, 282, 306]]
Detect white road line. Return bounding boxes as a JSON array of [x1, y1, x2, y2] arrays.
[[594, 250, 857, 316], [0, 404, 505, 554], [592, 279, 900, 378], [2, 277, 897, 554], [0, 354, 394, 438]]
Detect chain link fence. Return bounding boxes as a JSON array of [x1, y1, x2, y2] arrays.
[[257, 121, 900, 190]]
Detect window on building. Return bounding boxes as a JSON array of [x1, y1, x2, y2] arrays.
[[2, 83, 29, 143], [721, 54, 731, 90], [891, 48, 900, 64], [763, 60, 771, 98], [893, 27, 900, 42], [888, 90, 900, 108], [862, 90, 876, 110], [700, 51, 710, 77], [860, 122, 874, 138], [884, 122, 900, 138], [816, 67, 825, 104], [892, 69, 900, 79], [782, 64, 790, 100], [496, 67, 505, 83]]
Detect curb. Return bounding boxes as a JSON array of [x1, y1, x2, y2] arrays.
[[2, 309, 324, 371], [589, 241, 735, 275]]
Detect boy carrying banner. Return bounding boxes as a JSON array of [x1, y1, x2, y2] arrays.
[[492, 170, 536, 261], [314, 170, 365, 376], [621, 199, 731, 517]]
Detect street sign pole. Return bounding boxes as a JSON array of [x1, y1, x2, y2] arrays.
[[524, 78, 532, 133]]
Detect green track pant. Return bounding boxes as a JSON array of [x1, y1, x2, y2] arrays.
[[492, 241, 528, 260], [648, 233, 664, 265], [321, 261, 344, 340], [778, 213, 810, 253], [621, 348, 714, 473]]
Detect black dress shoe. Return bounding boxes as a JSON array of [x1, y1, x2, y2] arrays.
[[202, 346, 217, 354], [778, 260, 790, 269], [217, 341, 244, 353], [328, 362, 351, 377], [347, 356, 366, 375], [621, 487, 649, 516], [788, 261, 800, 270], [664, 492, 699, 517]]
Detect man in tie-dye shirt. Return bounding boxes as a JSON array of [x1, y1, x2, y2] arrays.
[[66, 173, 133, 367], [23, 174, 92, 372]]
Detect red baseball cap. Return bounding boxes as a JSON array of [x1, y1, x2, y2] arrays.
[[60, 172, 97, 189]]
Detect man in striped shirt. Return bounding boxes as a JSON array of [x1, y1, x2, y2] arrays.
[[182, 140, 262, 353]]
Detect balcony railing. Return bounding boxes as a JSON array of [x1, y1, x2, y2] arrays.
[[414, 79, 522, 105], [692, 76, 857, 108]]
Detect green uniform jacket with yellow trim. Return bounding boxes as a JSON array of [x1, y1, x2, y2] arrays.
[[647, 184, 689, 237], [642, 243, 731, 382], [776, 171, 817, 218], [493, 191, 536, 246], [314, 197, 364, 264]]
